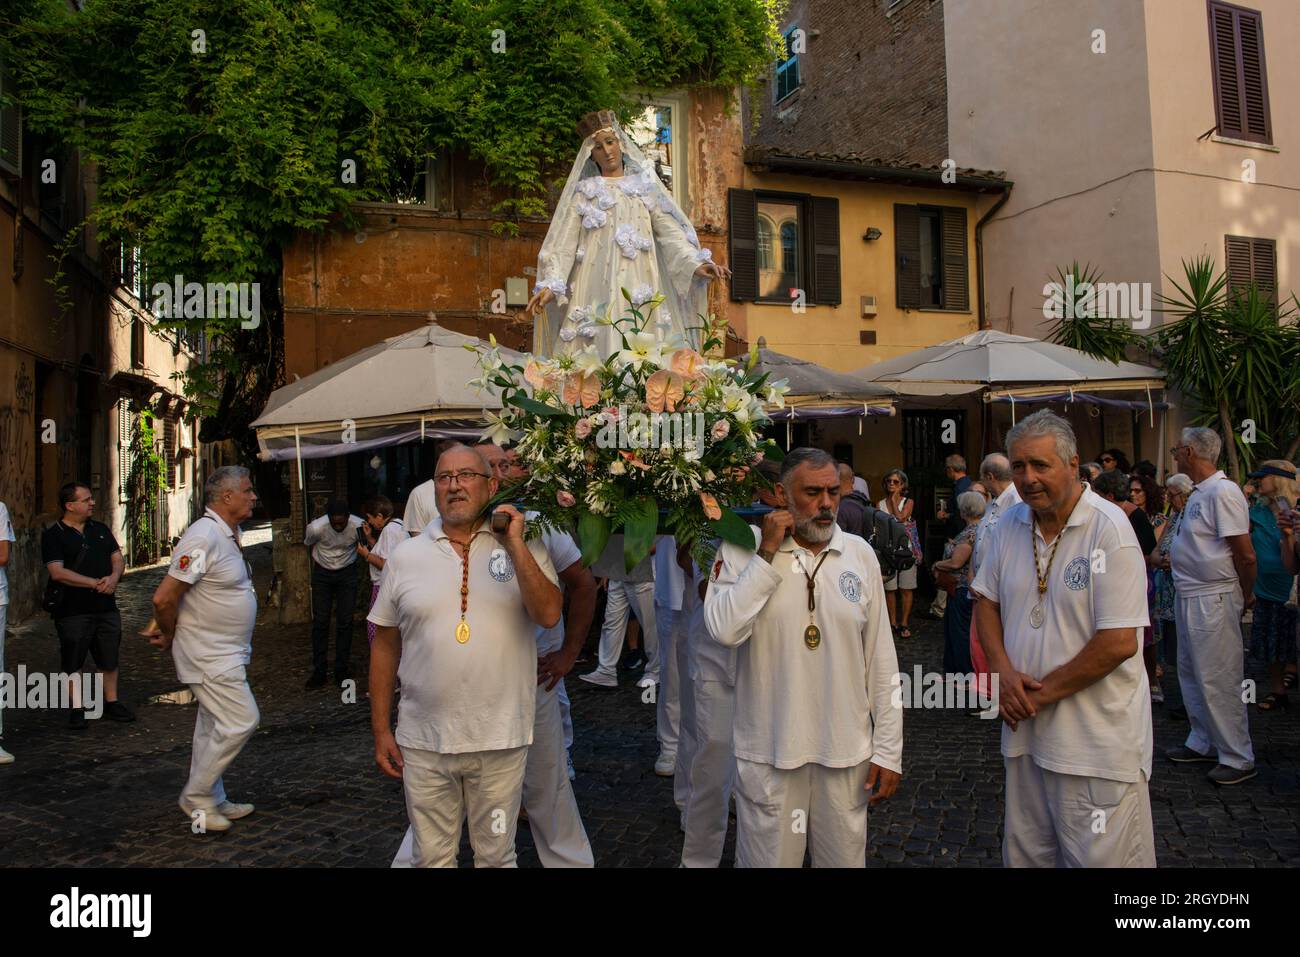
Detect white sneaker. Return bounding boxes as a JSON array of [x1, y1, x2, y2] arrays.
[[566, 752, 576, 781], [217, 801, 255, 820], [578, 669, 617, 688], [636, 675, 657, 689], [179, 802, 233, 833], [0, 745, 13, 765], [654, 750, 676, 776], [1150, 684, 1165, 704]]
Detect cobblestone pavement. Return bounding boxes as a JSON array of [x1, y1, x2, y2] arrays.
[[1, 528, 1297, 867]]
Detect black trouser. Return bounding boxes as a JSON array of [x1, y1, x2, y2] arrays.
[[310, 562, 357, 677]]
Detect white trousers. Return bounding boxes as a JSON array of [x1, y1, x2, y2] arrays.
[[1175, 591, 1254, 769], [401, 745, 528, 868], [594, 580, 659, 680], [181, 666, 259, 811], [558, 679, 573, 751], [680, 679, 735, 867], [656, 606, 681, 757], [521, 679, 594, 867], [733, 758, 870, 868], [0, 605, 6, 738], [1002, 756, 1156, 868]]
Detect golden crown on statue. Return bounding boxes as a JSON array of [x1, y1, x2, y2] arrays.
[[576, 109, 619, 140]]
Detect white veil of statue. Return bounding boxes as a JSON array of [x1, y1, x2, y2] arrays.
[[530, 110, 715, 359]]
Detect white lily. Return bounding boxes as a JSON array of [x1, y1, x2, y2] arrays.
[[614, 331, 666, 371], [765, 379, 790, 408], [481, 409, 518, 445]]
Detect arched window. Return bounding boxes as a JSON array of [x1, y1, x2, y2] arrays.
[[756, 217, 774, 270], [780, 221, 798, 278]]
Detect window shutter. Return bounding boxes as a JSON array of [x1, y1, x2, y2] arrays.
[[1209, 3, 1271, 144], [1209, 3, 1244, 138], [118, 399, 133, 503], [1251, 237, 1277, 304], [940, 206, 969, 311], [808, 196, 841, 305], [1237, 10, 1271, 142], [164, 413, 177, 489], [894, 204, 921, 309], [728, 188, 759, 301], [1224, 235, 1254, 297]]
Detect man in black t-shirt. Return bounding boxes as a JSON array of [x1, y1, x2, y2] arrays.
[[41, 482, 135, 729]]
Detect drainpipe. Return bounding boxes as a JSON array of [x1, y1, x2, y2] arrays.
[[975, 182, 1013, 331]]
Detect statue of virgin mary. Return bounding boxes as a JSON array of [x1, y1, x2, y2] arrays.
[[524, 109, 730, 359]]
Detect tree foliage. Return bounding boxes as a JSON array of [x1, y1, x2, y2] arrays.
[[2, 0, 782, 449]]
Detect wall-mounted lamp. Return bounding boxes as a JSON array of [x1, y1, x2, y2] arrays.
[[864, 227, 882, 241]]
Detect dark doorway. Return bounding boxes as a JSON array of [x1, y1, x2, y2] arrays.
[[902, 409, 965, 563]]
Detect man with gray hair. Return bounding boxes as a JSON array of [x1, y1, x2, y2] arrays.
[[1167, 428, 1257, 785], [149, 466, 261, 833], [704, 447, 902, 867], [972, 410, 1154, 867]]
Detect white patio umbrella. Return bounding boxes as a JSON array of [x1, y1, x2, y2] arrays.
[[853, 330, 1163, 397], [252, 322, 525, 487]]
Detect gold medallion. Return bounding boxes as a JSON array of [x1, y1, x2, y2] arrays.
[[455, 620, 471, 644], [804, 624, 821, 650]]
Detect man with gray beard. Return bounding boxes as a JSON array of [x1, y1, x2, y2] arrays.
[[704, 448, 902, 867]]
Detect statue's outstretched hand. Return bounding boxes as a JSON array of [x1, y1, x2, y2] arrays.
[[524, 287, 554, 315], [694, 261, 731, 283]]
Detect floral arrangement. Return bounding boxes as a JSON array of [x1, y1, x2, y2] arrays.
[[469, 291, 788, 571]]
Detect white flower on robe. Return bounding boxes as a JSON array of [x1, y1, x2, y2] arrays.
[[538, 172, 707, 361]]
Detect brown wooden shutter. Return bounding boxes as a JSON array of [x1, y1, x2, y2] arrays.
[[808, 196, 841, 305], [1251, 237, 1277, 304], [1237, 9, 1270, 142], [164, 413, 177, 489], [894, 204, 920, 309], [728, 189, 758, 301], [940, 206, 969, 311], [1208, 2, 1272, 144], [1224, 234, 1254, 297]]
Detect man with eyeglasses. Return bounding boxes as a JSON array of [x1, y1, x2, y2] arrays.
[[149, 466, 260, 833], [369, 444, 562, 867]]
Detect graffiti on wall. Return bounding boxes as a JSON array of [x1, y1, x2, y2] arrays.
[[0, 361, 36, 523]]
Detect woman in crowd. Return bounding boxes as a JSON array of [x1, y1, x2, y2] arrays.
[[1100, 448, 1132, 474], [357, 495, 403, 644], [1152, 473, 1193, 703], [1130, 473, 1167, 701], [879, 468, 922, 639], [932, 490, 985, 676], [1092, 470, 1160, 703], [1247, 461, 1298, 711]]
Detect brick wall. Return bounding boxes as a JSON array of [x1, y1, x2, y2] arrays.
[[746, 0, 949, 167]]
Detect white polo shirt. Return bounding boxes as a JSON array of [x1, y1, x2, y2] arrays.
[[367, 518, 405, 584], [304, 513, 363, 570], [367, 518, 559, 754], [971, 485, 1151, 782], [704, 525, 902, 773], [536, 527, 581, 654], [168, 509, 258, 683], [403, 480, 440, 536], [1169, 470, 1250, 597], [0, 501, 14, 607], [972, 482, 1021, 580]]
